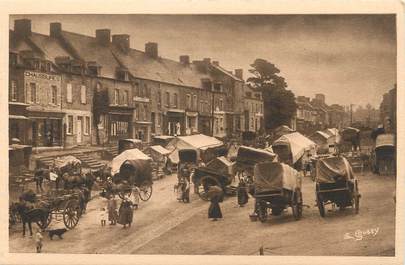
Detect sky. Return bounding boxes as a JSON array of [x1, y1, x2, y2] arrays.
[[10, 14, 396, 108]]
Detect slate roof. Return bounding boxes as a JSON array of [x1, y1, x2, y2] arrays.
[[111, 46, 211, 88], [60, 31, 121, 79], [29, 32, 72, 63]]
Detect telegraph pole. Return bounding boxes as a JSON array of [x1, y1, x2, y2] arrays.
[[211, 89, 215, 136], [350, 104, 353, 126]]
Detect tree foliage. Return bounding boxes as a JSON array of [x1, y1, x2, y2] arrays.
[[247, 58, 297, 131]]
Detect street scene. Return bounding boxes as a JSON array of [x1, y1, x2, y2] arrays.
[[8, 15, 396, 256]]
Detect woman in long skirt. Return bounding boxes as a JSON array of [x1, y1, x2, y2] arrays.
[[107, 194, 118, 225], [118, 197, 133, 228], [237, 179, 249, 207], [208, 194, 223, 221]]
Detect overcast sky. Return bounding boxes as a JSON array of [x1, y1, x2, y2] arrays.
[[10, 14, 396, 108]]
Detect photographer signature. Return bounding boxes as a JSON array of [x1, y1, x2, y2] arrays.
[[344, 227, 379, 241]]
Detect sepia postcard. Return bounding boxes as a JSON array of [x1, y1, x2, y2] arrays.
[[0, 0, 404, 265]]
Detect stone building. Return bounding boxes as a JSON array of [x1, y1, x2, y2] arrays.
[[243, 84, 264, 132], [380, 85, 396, 132]]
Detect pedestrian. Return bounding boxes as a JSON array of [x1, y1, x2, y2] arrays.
[[208, 186, 223, 221], [34, 169, 44, 192], [118, 196, 134, 228], [131, 187, 140, 210], [181, 177, 190, 203], [237, 178, 249, 207], [107, 194, 118, 225], [34, 228, 43, 253], [99, 207, 107, 226]]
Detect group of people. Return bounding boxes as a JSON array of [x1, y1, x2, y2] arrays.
[[99, 187, 140, 229]]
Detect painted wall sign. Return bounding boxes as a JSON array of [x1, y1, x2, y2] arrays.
[[24, 71, 61, 81]]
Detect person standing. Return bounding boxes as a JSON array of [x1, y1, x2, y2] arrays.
[[99, 207, 107, 226], [237, 178, 249, 207], [182, 177, 190, 203], [208, 187, 223, 221], [35, 229, 43, 253], [118, 196, 134, 228], [131, 187, 140, 210], [107, 195, 118, 225]]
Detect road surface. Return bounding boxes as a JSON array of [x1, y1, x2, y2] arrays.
[[9, 170, 396, 256]]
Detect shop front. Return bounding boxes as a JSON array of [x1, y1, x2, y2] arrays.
[[165, 110, 185, 136], [185, 111, 198, 135], [198, 115, 212, 136], [28, 110, 64, 147], [9, 102, 30, 145], [108, 106, 134, 144], [134, 121, 152, 143]]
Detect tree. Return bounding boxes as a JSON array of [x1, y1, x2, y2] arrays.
[[247, 58, 297, 131]]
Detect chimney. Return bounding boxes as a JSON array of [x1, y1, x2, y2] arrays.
[[112, 34, 130, 53], [179, 55, 190, 65], [50, 22, 62, 38], [14, 19, 31, 39], [235, 69, 243, 80], [212, 61, 219, 66], [145, 42, 158, 59], [203, 58, 211, 64], [96, 29, 111, 46]]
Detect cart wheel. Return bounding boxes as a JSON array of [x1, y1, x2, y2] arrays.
[[258, 203, 268, 223], [197, 176, 220, 201], [63, 199, 80, 229], [139, 183, 153, 201], [316, 192, 325, 217], [292, 190, 303, 220]]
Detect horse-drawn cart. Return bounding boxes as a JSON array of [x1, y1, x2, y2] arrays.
[[315, 156, 360, 217], [251, 162, 303, 223], [100, 149, 153, 201], [193, 156, 236, 201]]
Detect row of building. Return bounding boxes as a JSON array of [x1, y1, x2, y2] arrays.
[[290, 93, 349, 135], [9, 19, 264, 150]]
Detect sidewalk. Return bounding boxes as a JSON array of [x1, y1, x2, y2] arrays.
[[31, 146, 106, 160]]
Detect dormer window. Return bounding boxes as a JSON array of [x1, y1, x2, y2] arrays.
[[72, 64, 83, 75], [214, 83, 222, 92], [116, 70, 129, 81], [87, 62, 101, 76], [201, 79, 212, 90], [245, 92, 252, 98]]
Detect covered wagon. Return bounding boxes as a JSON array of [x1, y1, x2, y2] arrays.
[[315, 156, 360, 217], [252, 162, 303, 223]]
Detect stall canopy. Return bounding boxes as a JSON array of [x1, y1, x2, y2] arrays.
[[316, 156, 354, 183], [166, 134, 224, 164], [272, 132, 316, 164], [375, 133, 395, 148], [254, 162, 300, 193], [149, 145, 171, 155], [54, 155, 81, 169], [111, 148, 151, 175], [236, 146, 277, 165]]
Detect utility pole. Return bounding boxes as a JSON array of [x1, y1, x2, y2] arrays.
[[350, 104, 354, 126]]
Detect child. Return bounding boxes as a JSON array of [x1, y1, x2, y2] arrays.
[[99, 207, 107, 226], [35, 229, 43, 253]]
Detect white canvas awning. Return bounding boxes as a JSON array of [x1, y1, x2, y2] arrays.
[[272, 132, 317, 164], [111, 148, 151, 175]]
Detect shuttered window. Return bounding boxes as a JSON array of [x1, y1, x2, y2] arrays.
[[81, 85, 86, 104], [66, 83, 72, 103]]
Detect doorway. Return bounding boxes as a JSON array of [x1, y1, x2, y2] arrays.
[[77, 117, 83, 144]]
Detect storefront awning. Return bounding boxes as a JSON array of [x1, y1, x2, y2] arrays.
[[186, 111, 198, 117], [9, 115, 29, 120]]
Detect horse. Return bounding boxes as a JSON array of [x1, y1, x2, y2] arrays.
[[33, 168, 51, 192], [14, 201, 50, 237], [62, 172, 95, 191]]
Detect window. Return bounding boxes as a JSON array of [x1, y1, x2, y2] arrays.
[[10, 80, 17, 101], [85, 116, 90, 135], [186, 94, 191, 109], [72, 65, 82, 74], [219, 99, 223, 111], [157, 91, 162, 108], [134, 83, 140, 97], [66, 83, 72, 103], [81, 85, 87, 104], [88, 66, 99, 76], [46, 63, 51, 73], [9, 53, 17, 66], [51, 85, 57, 104], [143, 104, 148, 121], [123, 90, 129, 105], [214, 83, 222, 92], [200, 100, 204, 112], [135, 104, 140, 120], [157, 114, 162, 126], [193, 95, 197, 109], [165, 92, 170, 107], [114, 89, 119, 105], [202, 80, 212, 90], [246, 92, 252, 98], [30, 83, 37, 103], [173, 93, 178, 108], [67, 115, 74, 134]]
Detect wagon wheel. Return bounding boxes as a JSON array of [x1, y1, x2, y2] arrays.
[[197, 175, 221, 201], [258, 202, 268, 223], [139, 183, 153, 201], [63, 199, 80, 229], [316, 190, 325, 218], [352, 180, 360, 214], [291, 189, 303, 220]]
